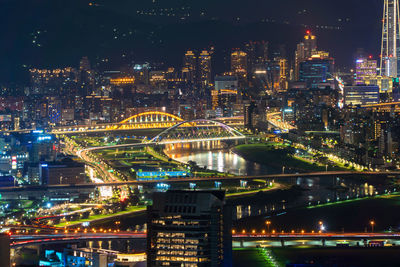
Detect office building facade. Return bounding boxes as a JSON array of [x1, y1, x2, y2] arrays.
[[231, 50, 248, 82], [299, 57, 335, 88], [344, 85, 380, 106], [355, 57, 377, 85], [147, 190, 232, 267]]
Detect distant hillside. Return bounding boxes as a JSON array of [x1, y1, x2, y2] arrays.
[[0, 0, 383, 85]]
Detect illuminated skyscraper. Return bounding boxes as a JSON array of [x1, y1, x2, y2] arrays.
[[245, 41, 268, 72], [304, 31, 317, 58], [79, 56, 91, 72], [299, 56, 335, 88], [279, 58, 289, 91], [380, 0, 400, 77], [355, 57, 378, 85], [294, 42, 305, 81], [183, 50, 197, 83], [294, 31, 317, 81], [198, 50, 212, 87], [79, 56, 95, 96], [231, 50, 248, 82]]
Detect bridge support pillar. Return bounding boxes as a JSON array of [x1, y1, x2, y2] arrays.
[[363, 239, 368, 247], [33, 245, 40, 256], [280, 239, 285, 247], [99, 241, 103, 249], [88, 241, 93, 248], [240, 240, 244, 248], [321, 239, 326, 247]]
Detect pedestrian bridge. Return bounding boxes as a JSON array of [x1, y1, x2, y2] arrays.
[[150, 119, 246, 144]]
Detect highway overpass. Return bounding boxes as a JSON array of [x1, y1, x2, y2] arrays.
[[0, 171, 399, 193], [10, 232, 400, 248]]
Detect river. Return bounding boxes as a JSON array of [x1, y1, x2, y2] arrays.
[[164, 140, 278, 175], [95, 141, 396, 233], [164, 141, 394, 227]]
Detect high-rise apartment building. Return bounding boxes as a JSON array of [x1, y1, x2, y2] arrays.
[[79, 56, 91, 72], [182, 50, 212, 89], [183, 50, 197, 84], [79, 56, 95, 96], [245, 41, 268, 72], [147, 190, 232, 267], [211, 89, 238, 117], [29, 68, 78, 96], [294, 43, 305, 81]]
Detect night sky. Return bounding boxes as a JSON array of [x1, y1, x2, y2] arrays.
[[0, 0, 386, 84]]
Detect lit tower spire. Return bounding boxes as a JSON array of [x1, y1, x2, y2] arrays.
[[380, 0, 400, 77]]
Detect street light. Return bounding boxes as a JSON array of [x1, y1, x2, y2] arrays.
[[370, 220, 375, 233], [319, 221, 325, 232], [265, 220, 271, 234]]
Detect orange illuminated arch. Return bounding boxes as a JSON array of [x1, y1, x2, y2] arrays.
[[119, 111, 184, 124]]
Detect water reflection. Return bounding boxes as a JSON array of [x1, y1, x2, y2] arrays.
[[164, 141, 390, 222], [164, 141, 275, 175], [234, 178, 380, 220]]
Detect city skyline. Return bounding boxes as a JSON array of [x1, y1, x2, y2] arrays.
[[0, 0, 387, 84], [3, 1, 400, 266]]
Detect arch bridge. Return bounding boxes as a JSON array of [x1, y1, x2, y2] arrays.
[[76, 119, 246, 155], [51, 112, 243, 134], [51, 112, 184, 134], [150, 119, 246, 144]]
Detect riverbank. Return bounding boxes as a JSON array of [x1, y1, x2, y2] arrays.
[[234, 192, 400, 233], [233, 143, 348, 173], [55, 183, 283, 228], [233, 247, 400, 267]]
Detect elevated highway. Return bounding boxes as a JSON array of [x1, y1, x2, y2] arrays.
[[10, 232, 400, 248], [1, 171, 399, 192]]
